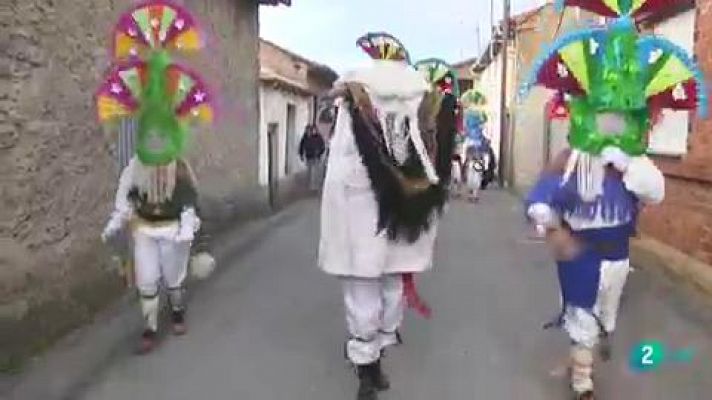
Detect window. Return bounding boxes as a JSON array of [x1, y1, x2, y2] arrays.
[[647, 10, 695, 156]]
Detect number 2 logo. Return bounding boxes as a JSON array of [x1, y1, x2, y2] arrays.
[[641, 345, 654, 365]]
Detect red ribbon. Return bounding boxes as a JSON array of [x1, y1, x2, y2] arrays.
[[402, 273, 432, 319]]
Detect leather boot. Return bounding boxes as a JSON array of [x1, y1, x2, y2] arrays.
[[356, 363, 379, 400], [372, 359, 390, 391]]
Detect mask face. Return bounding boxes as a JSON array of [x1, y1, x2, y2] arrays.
[[568, 25, 651, 156], [136, 107, 187, 165], [568, 98, 649, 156]]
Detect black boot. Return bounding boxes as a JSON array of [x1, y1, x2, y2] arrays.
[[356, 363, 379, 400], [372, 359, 390, 391], [575, 390, 595, 400]]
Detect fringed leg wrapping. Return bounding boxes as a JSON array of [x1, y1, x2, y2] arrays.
[[570, 344, 595, 394]]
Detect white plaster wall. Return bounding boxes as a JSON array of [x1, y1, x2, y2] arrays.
[[258, 86, 312, 186], [480, 48, 517, 165]]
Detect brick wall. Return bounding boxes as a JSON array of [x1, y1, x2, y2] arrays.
[[0, 0, 260, 371], [639, 2, 712, 266]]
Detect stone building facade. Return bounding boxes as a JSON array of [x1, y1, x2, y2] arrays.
[[0, 0, 285, 371]]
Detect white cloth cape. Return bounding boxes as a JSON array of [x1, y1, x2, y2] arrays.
[[318, 61, 439, 278]]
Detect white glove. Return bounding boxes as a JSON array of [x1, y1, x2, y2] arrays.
[[600, 146, 631, 172], [174, 207, 199, 243], [527, 203, 559, 228], [623, 156, 665, 204], [174, 228, 194, 243], [101, 213, 125, 243]]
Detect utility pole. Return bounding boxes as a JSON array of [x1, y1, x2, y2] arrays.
[[498, 0, 511, 188]]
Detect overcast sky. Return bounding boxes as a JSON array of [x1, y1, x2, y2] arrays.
[[259, 0, 548, 74]]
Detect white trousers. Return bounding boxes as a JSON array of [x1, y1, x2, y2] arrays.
[[564, 259, 631, 348], [342, 275, 404, 365], [133, 226, 191, 331], [466, 170, 482, 199]]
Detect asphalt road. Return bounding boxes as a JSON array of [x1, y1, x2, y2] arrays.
[[77, 191, 712, 400]]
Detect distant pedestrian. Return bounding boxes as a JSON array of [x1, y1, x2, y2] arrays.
[[299, 125, 326, 191]]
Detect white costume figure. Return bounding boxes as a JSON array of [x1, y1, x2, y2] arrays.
[[463, 145, 484, 202], [319, 33, 457, 400], [450, 155, 464, 197], [97, 2, 216, 353], [103, 158, 200, 352]]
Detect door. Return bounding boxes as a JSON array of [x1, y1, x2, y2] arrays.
[[267, 123, 279, 209], [285, 103, 296, 175]]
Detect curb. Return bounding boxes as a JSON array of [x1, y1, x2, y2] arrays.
[[631, 235, 712, 299], [2, 201, 307, 400]]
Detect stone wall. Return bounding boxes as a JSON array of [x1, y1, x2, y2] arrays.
[[0, 0, 261, 371], [639, 3, 712, 266]]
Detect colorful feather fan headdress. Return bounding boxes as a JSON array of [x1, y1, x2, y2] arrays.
[[414, 58, 460, 97], [521, 0, 707, 156], [554, 0, 686, 20], [97, 1, 215, 165], [357, 32, 410, 63]]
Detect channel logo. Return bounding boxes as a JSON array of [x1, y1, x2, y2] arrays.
[[629, 340, 695, 373]]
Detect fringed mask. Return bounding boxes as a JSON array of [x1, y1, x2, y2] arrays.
[[97, 1, 215, 166], [521, 0, 707, 157]]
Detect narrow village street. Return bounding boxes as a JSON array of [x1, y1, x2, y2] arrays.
[[4, 2, 712, 400], [71, 192, 712, 400]]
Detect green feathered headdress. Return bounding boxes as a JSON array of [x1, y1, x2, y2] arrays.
[[415, 58, 461, 97], [521, 0, 707, 156]]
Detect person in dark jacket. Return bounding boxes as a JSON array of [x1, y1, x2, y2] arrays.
[[299, 125, 326, 190], [480, 138, 497, 190]]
